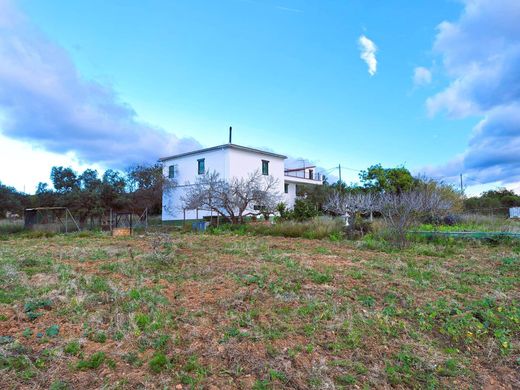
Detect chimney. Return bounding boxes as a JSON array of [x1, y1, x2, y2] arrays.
[[229, 126, 232, 144]]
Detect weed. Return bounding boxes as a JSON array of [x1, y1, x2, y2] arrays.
[[64, 340, 81, 356], [307, 268, 333, 284], [149, 352, 168, 373], [86, 276, 111, 293], [76, 352, 106, 370], [122, 352, 143, 367], [357, 295, 376, 308], [135, 313, 151, 331], [336, 374, 356, 385], [45, 325, 59, 337], [89, 331, 107, 343], [49, 380, 70, 390]]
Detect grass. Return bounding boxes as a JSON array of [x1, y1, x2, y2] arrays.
[[0, 231, 518, 388], [209, 216, 345, 240], [418, 214, 520, 233]]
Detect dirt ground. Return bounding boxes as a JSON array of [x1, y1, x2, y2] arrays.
[[0, 232, 518, 389]]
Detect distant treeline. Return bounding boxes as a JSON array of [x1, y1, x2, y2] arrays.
[[464, 189, 520, 214], [0, 164, 168, 222], [1, 162, 519, 220]]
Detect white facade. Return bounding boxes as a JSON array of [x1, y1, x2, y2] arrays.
[[160, 144, 322, 221]]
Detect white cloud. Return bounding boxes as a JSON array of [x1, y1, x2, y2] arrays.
[[358, 35, 377, 76], [0, 0, 201, 170], [413, 67, 432, 86], [424, 0, 520, 188]]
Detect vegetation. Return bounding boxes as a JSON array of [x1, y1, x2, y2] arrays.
[[464, 188, 520, 216], [182, 170, 281, 223], [0, 231, 518, 388], [0, 163, 172, 222]]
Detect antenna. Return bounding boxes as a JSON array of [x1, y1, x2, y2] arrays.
[[229, 126, 232, 143]]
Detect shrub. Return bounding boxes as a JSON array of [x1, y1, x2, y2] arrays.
[[344, 214, 373, 239], [291, 198, 319, 221]]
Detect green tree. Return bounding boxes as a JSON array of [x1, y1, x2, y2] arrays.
[[50, 167, 79, 193], [0, 181, 24, 216], [359, 164, 416, 193], [127, 163, 173, 214], [464, 188, 520, 215], [79, 169, 102, 191]]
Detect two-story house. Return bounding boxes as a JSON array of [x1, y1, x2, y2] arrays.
[[160, 142, 322, 222]]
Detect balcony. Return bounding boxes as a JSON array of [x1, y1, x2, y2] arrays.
[[284, 166, 323, 184]]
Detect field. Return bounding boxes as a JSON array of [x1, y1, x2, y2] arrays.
[[0, 232, 518, 389]]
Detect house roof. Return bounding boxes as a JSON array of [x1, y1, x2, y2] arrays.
[[159, 143, 287, 162]]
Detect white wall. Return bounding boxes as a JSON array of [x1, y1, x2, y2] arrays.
[[162, 147, 324, 221], [162, 147, 229, 221], [283, 182, 297, 208], [228, 148, 285, 192]]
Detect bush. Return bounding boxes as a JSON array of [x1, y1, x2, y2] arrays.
[[443, 214, 462, 226], [423, 213, 462, 226], [291, 199, 319, 221], [344, 214, 373, 239]]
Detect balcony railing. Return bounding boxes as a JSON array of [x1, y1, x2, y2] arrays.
[[284, 170, 322, 182]]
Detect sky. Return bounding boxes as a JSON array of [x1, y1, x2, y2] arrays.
[[0, 0, 519, 195]]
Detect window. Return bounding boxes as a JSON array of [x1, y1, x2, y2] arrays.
[[262, 160, 269, 175], [308, 169, 314, 180], [284, 183, 289, 194], [168, 165, 176, 179], [197, 158, 205, 175]]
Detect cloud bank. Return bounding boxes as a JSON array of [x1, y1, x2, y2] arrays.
[[424, 0, 520, 186], [0, 0, 201, 169], [358, 35, 377, 76]]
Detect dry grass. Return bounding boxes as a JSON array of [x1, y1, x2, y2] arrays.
[[0, 231, 518, 389]]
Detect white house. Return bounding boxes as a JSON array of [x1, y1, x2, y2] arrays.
[[160, 142, 323, 222]]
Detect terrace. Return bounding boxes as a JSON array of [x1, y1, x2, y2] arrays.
[[284, 166, 323, 184]]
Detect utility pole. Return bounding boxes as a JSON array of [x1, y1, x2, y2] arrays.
[[460, 174, 463, 194], [338, 164, 342, 183]]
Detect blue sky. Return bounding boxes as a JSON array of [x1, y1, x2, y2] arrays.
[[1, 0, 519, 194]]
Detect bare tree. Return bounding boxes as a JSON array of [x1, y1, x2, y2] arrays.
[[324, 186, 454, 247], [182, 170, 282, 223], [324, 192, 380, 223], [378, 188, 453, 247]]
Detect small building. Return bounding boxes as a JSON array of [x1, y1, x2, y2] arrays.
[[160, 143, 323, 222], [509, 207, 520, 219]]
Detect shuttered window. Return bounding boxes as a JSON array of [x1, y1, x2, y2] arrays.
[[197, 159, 205, 175], [262, 160, 269, 175], [168, 165, 176, 179]]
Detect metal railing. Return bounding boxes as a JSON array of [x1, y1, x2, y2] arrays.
[[284, 171, 322, 182]]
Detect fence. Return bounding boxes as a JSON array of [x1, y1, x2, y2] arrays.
[[18, 208, 149, 233]]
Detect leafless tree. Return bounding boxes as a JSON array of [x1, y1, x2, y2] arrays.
[[378, 188, 453, 247], [324, 192, 380, 221], [182, 170, 282, 223], [325, 186, 454, 246]]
